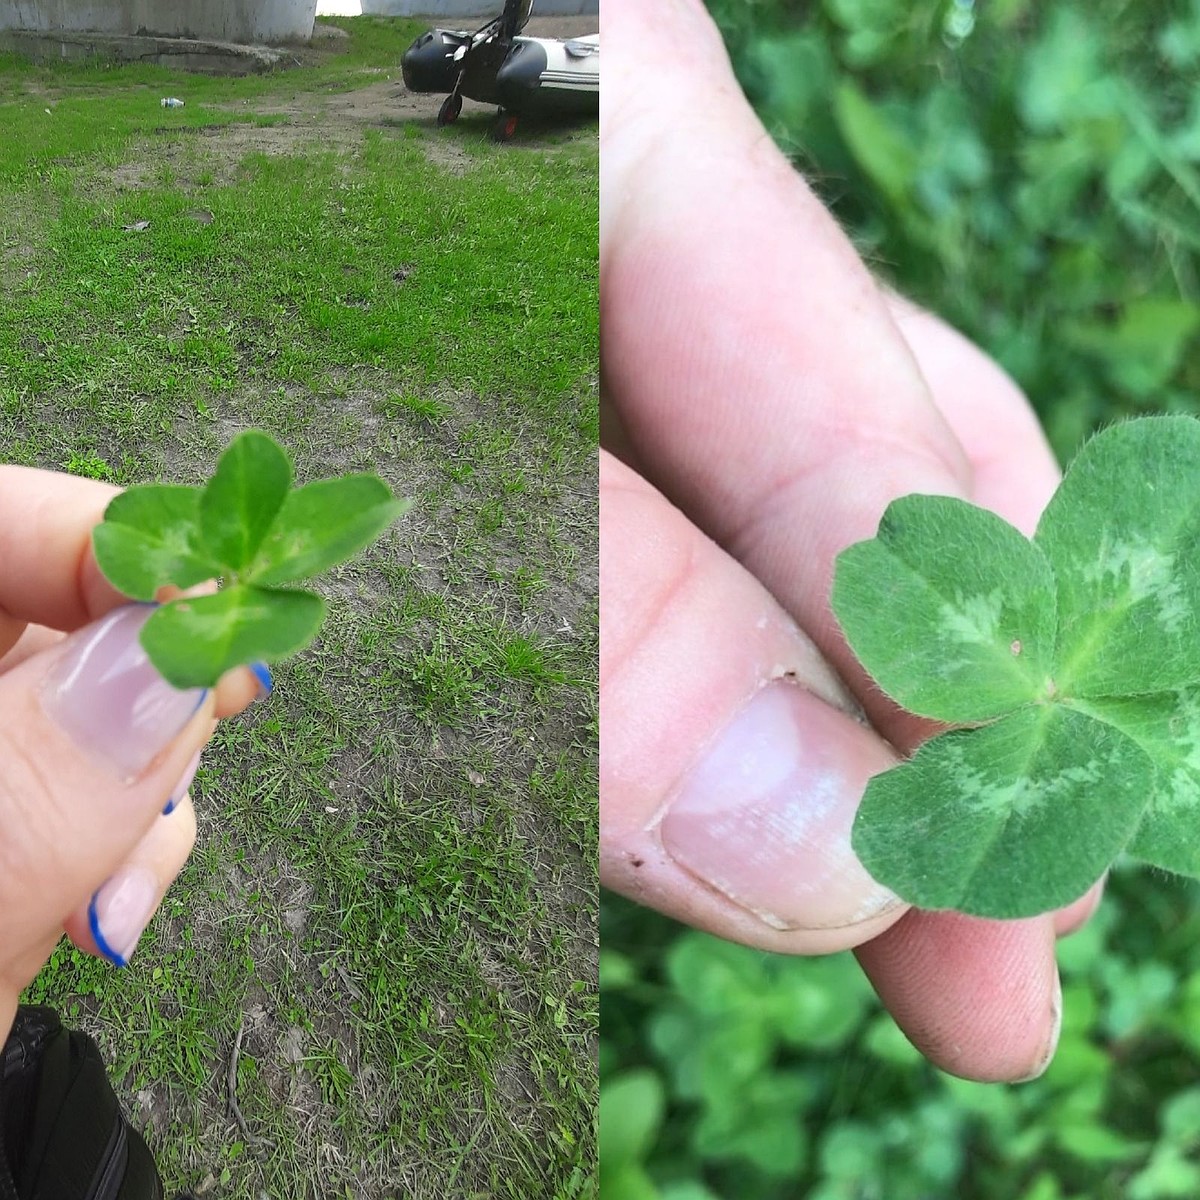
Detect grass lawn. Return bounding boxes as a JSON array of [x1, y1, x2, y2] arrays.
[[1, 17, 597, 1199]]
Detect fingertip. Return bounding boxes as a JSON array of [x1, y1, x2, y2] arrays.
[[65, 796, 196, 963], [213, 662, 270, 718], [857, 908, 1061, 1082], [601, 454, 909, 951], [1054, 875, 1106, 938], [87, 894, 128, 968]]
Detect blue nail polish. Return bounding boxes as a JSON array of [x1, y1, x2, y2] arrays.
[[162, 796, 176, 816], [88, 893, 128, 969], [190, 687, 209, 715], [250, 662, 273, 696]]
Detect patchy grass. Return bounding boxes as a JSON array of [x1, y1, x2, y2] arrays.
[[5, 16, 596, 1199]]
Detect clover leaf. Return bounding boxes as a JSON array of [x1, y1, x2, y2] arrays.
[[832, 415, 1200, 919], [93, 430, 412, 690]]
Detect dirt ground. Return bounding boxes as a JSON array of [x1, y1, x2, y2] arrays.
[[147, 14, 602, 176]]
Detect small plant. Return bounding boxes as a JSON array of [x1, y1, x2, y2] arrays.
[[833, 415, 1200, 919], [93, 430, 411, 689], [379, 391, 447, 421], [63, 451, 117, 483]]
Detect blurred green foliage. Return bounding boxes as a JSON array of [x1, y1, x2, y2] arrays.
[[604, 869, 1200, 1198], [707, 0, 1200, 459], [602, 0, 1200, 1196]]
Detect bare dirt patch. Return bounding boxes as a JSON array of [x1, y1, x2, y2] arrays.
[[217, 15, 597, 171], [104, 65, 592, 189], [95, 13, 599, 190]]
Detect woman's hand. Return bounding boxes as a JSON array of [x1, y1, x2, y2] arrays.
[[0, 467, 260, 1038]]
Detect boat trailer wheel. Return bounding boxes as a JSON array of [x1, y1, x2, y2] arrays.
[[437, 93, 463, 126], [492, 110, 519, 142]]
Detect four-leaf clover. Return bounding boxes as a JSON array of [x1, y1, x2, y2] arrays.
[[833, 416, 1200, 918], [92, 430, 411, 690]]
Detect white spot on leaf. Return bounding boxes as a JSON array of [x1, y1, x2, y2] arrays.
[[948, 742, 1106, 819], [938, 590, 1004, 647], [1084, 537, 1188, 634]]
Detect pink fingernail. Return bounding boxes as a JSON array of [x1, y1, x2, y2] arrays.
[[88, 866, 159, 967], [163, 750, 202, 815], [42, 605, 207, 782], [660, 681, 899, 931]]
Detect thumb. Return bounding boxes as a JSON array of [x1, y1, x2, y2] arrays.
[[601, 451, 905, 950], [0, 604, 213, 1018]]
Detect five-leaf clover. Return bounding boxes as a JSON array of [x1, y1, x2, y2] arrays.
[[832, 415, 1200, 919], [92, 430, 411, 690]]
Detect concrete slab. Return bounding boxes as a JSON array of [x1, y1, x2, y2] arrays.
[[0, 29, 288, 73], [0, 1, 318, 43]]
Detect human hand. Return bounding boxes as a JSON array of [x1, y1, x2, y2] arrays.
[[0, 467, 262, 1040], [600, 0, 1097, 1081]]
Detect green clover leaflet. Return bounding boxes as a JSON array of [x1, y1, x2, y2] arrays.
[[833, 416, 1200, 917], [92, 430, 412, 689]]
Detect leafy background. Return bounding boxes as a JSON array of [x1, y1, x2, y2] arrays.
[[601, 1, 1200, 1196]]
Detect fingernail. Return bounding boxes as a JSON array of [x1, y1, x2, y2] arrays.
[[659, 680, 900, 931], [88, 866, 159, 968], [163, 750, 202, 816], [1014, 972, 1063, 1083], [42, 605, 207, 783], [250, 661, 273, 697]]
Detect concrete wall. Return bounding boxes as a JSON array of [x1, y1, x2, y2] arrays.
[[358, 1, 596, 15], [0, 0, 319, 42]]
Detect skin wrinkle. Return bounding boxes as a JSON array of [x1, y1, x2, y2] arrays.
[[599, 472, 701, 689], [723, 435, 968, 571], [0, 719, 75, 926], [600, 38, 969, 500], [601, 226, 972, 576]]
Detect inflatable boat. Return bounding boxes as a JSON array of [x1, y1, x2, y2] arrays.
[[401, 0, 599, 141]]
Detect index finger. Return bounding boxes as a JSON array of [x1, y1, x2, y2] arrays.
[[0, 467, 126, 656], [0, 467, 271, 718]]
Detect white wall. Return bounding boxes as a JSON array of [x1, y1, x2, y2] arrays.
[[0, 0, 319, 41], [344, 1, 597, 14]]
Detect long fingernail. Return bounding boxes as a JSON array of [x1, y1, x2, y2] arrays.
[[1014, 972, 1063, 1083], [163, 750, 202, 816], [659, 680, 900, 930], [42, 605, 207, 783], [88, 866, 159, 968]]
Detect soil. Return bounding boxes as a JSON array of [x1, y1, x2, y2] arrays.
[[99, 17, 597, 188]]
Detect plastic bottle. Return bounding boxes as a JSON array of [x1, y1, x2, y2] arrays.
[[160, 97, 185, 108]]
